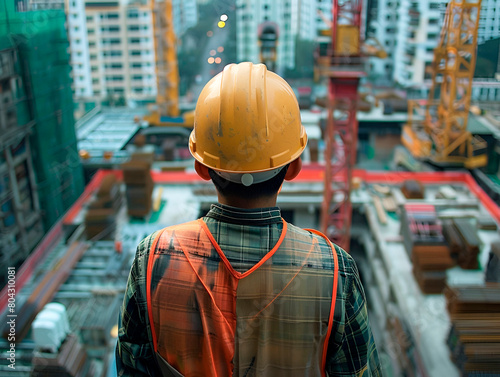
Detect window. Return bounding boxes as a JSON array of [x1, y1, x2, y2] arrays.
[[88, 28, 95, 34], [101, 26, 120, 32], [429, 19, 439, 25], [106, 75, 123, 81], [131, 62, 142, 68], [132, 75, 143, 80], [129, 38, 141, 44], [102, 38, 121, 44], [128, 11, 139, 18], [90, 54, 97, 60], [86, 16, 93, 21], [130, 50, 142, 56], [128, 25, 140, 31], [105, 63, 122, 69], [102, 51, 122, 57], [89, 42, 96, 47], [92, 78, 99, 83], [101, 13, 119, 19]]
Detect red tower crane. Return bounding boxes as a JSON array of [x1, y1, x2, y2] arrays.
[[319, 0, 366, 251]]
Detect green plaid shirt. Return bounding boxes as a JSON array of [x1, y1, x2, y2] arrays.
[[116, 204, 382, 376]]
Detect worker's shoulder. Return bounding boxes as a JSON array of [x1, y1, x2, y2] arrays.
[[288, 223, 356, 273], [136, 220, 200, 255]]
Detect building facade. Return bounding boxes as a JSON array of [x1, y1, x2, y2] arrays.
[[31, 0, 197, 104], [369, 0, 500, 97], [237, 0, 338, 75]]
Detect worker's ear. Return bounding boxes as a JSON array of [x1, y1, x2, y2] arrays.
[[195, 161, 211, 181], [284, 158, 302, 181]]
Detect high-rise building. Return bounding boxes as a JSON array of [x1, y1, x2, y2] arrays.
[[80, 0, 198, 103], [236, 0, 300, 75], [173, 0, 198, 38], [297, 0, 333, 41], [33, 0, 197, 104], [369, 0, 500, 94], [237, 0, 364, 75], [0, 0, 84, 284]]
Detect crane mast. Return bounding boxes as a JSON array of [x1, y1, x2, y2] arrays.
[[144, 0, 181, 126], [402, 0, 487, 168], [320, 0, 366, 251]]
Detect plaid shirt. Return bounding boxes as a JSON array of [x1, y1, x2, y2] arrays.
[[116, 204, 382, 376]]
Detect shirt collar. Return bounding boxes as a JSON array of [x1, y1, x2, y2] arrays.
[[204, 203, 282, 226]]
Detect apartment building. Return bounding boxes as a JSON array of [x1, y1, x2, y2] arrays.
[[297, 0, 333, 41], [32, 0, 196, 103], [236, 0, 303, 75], [368, 0, 500, 99]]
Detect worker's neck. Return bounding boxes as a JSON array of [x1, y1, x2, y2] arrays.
[[217, 193, 278, 209]]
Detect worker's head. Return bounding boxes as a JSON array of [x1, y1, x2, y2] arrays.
[[190, 62, 307, 201]]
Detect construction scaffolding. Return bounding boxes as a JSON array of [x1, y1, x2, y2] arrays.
[[0, 2, 84, 283]]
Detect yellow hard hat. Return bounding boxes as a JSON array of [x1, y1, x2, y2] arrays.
[[189, 62, 307, 185]]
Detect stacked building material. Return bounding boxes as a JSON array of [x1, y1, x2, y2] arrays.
[[401, 179, 425, 199], [445, 284, 500, 375], [84, 174, 123, 240], [121, 160, 153, 217], [31, 333, 95, 377], [453, 218, 481, 270], [401, 204, 453, 294]]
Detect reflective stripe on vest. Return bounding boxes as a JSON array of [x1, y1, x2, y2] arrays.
[[146, 219, 339, 377]]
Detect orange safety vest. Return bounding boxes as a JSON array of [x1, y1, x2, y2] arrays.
[[146, 219, 339, 377]]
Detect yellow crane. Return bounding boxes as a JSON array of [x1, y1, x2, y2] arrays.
[[402, 0, 487, 168], [143, 0, 194, 127]]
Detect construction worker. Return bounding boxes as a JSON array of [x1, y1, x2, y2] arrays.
[[116, 62, 381, 376]]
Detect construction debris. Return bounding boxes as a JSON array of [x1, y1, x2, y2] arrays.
[[401, 179, 425, 199]]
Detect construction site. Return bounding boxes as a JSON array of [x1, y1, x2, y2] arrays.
[[1, 0, 500, 376]]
